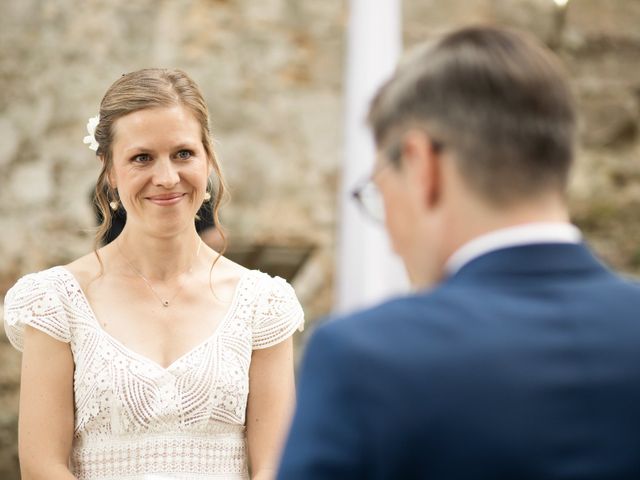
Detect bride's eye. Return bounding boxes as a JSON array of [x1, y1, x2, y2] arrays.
[[177, 150, 193, 160], [132, 153, 151, 163]]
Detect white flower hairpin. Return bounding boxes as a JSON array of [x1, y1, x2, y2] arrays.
[[83, 115, 100, 152]]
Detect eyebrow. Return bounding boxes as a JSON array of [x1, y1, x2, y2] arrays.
[[123, 146, 152, 154], [123, 142, 200, 154], [172, 143, 199, 151]]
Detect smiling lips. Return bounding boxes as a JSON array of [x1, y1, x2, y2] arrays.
[[146, 193, 186, 206]]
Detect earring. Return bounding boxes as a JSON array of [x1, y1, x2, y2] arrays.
[[203, 192, 211, 201], [109, 200, 119, 211]]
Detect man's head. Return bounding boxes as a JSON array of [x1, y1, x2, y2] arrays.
[[367, 25, 577, 287]]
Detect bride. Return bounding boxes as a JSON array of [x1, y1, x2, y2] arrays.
[[4, 68, 304, 480]]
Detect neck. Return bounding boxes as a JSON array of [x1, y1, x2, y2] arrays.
[[412, 193, 571, 289], [114, 226, 202, 281]]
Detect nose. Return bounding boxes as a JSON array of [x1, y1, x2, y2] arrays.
[[152, 157, 180, 188]]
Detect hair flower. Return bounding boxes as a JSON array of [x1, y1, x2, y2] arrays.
[[83, 115, 100, 152]]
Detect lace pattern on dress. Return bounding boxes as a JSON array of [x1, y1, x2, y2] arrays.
[[71, 431, 248, 479], [252, 276, 305, 349], [3, 267, 304, 479], [3, 272, 71, 350]]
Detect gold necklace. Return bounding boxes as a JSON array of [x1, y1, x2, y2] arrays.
[[117, 238, 203, 307]]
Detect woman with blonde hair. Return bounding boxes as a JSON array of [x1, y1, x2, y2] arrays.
[[4, 68, 304, 480]]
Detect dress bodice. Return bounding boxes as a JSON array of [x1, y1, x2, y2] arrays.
[[4, 266, 304, 480]]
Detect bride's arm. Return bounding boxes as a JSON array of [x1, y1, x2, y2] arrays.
[[246, 338, 296, 480], [18, 326, 76, 480]]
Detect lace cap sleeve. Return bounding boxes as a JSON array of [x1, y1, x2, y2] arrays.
[[252, 274, 304, 350], [3, 271, 71, 352]]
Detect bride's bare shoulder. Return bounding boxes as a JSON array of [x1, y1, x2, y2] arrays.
[[211, 253, 250, 283], [64, 249, 109, 288]]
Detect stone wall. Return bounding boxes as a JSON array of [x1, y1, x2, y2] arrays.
[[1, 0, 639, 477]]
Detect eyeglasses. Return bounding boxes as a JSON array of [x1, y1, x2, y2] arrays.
[[351, 145, 400, 223], [351, 136, 443, 223]]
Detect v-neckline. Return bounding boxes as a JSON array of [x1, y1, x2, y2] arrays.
[[56, 265, 254, 372]]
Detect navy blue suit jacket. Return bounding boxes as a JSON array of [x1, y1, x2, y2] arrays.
[[278, 243, 640, 479]]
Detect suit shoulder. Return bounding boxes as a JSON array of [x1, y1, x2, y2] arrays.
[[315, 295, 415, 335], [311, 288, 461, 356], [323, 285, 463, 329]]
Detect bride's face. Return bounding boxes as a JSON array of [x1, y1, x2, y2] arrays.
[[108, 105, 210, 235]]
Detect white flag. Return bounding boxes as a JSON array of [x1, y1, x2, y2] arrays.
[[335, 0, 409, 314]]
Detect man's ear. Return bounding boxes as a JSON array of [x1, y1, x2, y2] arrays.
[[400, 129, 442, 208]]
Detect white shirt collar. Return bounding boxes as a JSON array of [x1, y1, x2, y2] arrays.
[[445, 222, 582, 276]]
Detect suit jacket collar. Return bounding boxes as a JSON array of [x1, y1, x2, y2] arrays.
[[445, 223, 582, 276], [446, 242, 611, 285]]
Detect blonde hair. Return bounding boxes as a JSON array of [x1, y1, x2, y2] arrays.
[[92, 68, 227, 259]]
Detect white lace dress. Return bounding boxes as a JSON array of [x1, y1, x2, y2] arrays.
[[3, 266, 304, 480]]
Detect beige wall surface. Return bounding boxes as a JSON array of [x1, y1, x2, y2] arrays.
[[1, 0, 639, 477]]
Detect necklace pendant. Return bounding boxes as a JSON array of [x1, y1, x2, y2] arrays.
[[163, 301, 169, 307]]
